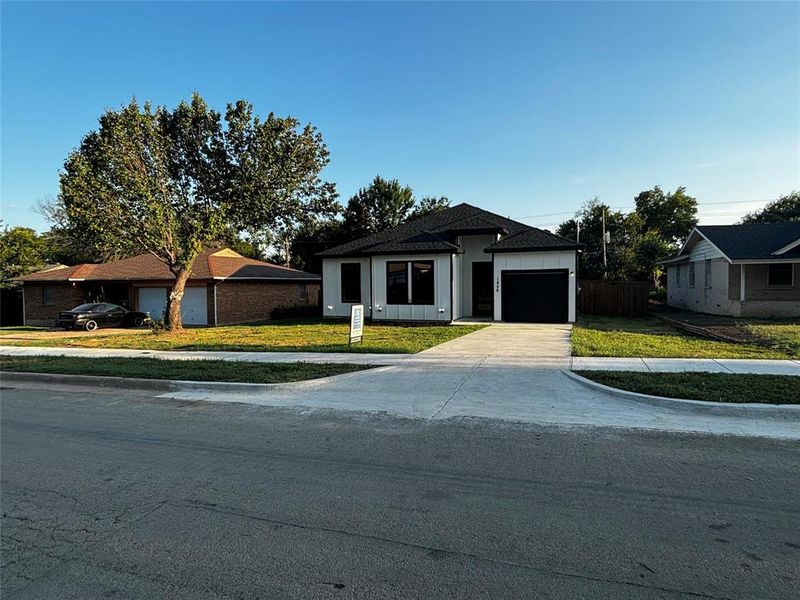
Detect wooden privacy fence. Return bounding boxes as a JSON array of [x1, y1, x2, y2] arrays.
[[578, 280, 649, 316]]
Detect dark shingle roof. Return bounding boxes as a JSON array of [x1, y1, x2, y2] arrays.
[[318, 203, 579, 257], [485, 227, 580, 253], [697, 223, 800, 260]]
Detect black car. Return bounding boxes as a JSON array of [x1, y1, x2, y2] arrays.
[[56, 303, 150, 331]]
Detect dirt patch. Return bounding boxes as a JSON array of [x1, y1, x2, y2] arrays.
[[0, 328, 150, 341], [650, 308, 778, 346]]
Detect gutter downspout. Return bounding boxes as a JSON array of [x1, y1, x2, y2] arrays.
[[213, 282, 218, 326], [21, 286, 26, 326]]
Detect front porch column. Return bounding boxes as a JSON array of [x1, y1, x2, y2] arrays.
[[739, 264, 745, 302]]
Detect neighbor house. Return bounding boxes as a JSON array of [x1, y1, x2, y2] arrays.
[[17, 247, 320, 326], [661, 222, 800, 317], [318, 203, 581, 323]]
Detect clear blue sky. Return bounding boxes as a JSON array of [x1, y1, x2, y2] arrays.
[[2, 1, 798, 233]]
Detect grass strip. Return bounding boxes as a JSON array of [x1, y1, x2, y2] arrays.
[[572, 316, 793, 359], [575, 370, 800, 404], [0, 355, 371, 384], [0, 321, 487, 354]]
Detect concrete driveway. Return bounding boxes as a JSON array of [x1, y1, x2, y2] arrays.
[[150, 324, 800, 440]]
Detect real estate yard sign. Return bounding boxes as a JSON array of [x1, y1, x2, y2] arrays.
[[349, 304, 364, 346]]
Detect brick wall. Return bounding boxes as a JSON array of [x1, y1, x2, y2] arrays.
[[24, 283, 85, 326], [215, 281, 320, 325]]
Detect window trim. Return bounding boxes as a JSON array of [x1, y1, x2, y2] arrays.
[[675, 265, 682, 287], [688, 262, 695, 288], [704, 259, 712, 289], [340, 262, 362, 304], [385, 260, 435, 305], [767, 263, 794, 288]]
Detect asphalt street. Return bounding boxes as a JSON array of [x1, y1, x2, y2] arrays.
[[2, 382, 799, 599]]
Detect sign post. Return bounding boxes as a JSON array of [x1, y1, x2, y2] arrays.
[[349, 304, 364, 347]]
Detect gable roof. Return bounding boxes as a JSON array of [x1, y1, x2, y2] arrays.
[[665, 222, 800, 264], [17, 248, 319, 283], [318, 203, 579, 257]]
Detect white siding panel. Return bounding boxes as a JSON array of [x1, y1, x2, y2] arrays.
[[452, 254, 462, 320], [689, 239, 725, 261], [492, 251, 577, 322], [322, 258, 372, 318]]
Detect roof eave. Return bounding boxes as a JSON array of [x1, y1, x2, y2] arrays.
[[485, 244, 582, 253]]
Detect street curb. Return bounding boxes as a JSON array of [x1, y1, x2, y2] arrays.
[[0, 367, 386, 395], [563, 370, 800, 418]]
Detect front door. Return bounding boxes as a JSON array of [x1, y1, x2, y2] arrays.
[[472, 262, 493, 317]]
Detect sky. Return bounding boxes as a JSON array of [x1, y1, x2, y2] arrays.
[[1, 1, 798, 233]]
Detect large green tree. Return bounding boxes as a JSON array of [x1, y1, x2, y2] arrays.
[[633, 186, 698, 245], [558, 187, 697, 284], [53, 93, 336, 329], [0, 226, 47, 287], [409, 196, 450, 219], [342, 176, 415, 238], [740, 191, 800, 223]]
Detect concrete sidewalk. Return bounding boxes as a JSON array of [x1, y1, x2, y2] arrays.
[[3, 344, 800, 375], [572, 356, 800, 375], [0, 345, 407, 366]]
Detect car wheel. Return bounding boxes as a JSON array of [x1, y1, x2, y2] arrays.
[[84, 320, 98, 332], [133, 316, 145, 327]]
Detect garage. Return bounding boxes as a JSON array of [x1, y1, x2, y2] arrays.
[[137, 286, 208, 325], [501, 270, 569, 323], [137, 287, 167, 321]]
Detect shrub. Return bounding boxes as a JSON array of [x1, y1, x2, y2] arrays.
[[270, 304, 321, 320]]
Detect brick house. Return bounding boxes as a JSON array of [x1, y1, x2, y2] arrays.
[[17, 247, 320, 326], [661, 222, 800, 317]]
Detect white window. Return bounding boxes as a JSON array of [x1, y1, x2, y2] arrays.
[[675, 265, 682, 287], [704, 259, 712, 289], [688, 263, 695, 288]]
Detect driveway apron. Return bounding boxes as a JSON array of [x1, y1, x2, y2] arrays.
[[156, 324, 800, 440]]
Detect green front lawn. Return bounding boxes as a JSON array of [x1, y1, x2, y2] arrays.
[[0, 355, 371, 384], [572, 315, 794, 359], [1, 320, 487, 354], [576, 370, 800, 404], [743, 323, 800, 356]]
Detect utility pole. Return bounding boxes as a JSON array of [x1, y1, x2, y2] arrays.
[[601, 208, 608, 272], [576, 220, 580, 243]]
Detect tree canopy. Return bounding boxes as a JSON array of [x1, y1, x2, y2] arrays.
[[51, 93, 336, 329], [0, 226, 48, 287], [740, 191, 800, 223], [557, 186, 697, 285]]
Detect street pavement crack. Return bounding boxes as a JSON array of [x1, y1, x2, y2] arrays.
[[428, 356, 487, 420]]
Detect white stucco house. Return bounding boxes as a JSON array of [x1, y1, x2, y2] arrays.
[[661, 222, 800, 317], [317, 203, 581, 323]]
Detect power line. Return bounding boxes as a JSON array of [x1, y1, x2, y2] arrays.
[[514, 198, 774, 223]]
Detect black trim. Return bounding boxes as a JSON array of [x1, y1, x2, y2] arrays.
[[449, 253, 454, 322]]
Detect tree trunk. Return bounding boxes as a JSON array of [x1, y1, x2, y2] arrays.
[[166, 269, 191, 331]]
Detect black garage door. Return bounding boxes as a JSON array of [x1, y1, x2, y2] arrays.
[[501, 270, 569, 323]]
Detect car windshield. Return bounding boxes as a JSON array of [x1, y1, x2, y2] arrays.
[[71, 303, 102, 312]]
